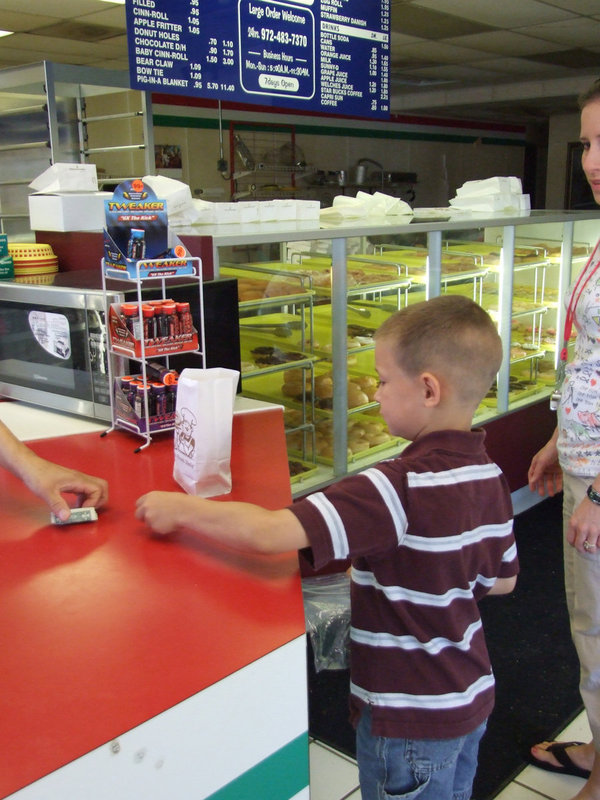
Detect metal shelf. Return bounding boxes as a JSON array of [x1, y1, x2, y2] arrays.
[[0, 61, 154, 238]]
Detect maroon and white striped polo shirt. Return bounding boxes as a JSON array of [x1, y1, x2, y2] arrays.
[[291, 428, 518, 739]]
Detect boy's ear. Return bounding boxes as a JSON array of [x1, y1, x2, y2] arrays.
[[421, 372, 441, 406]]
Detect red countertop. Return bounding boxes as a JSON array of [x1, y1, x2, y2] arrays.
[[0, 407, 305, 798]]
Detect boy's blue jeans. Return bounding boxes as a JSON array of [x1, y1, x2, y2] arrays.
[[356, 706, 487, 800]]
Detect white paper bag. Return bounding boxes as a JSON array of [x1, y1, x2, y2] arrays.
[[173, 367, 240, 497]]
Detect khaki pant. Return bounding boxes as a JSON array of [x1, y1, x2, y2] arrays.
[[563, 473, 600, 747]]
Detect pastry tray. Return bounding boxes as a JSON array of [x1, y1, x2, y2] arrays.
[[272, 256, 413, 295], [358, 250, 490, 286], [239, 322, 317, 377], [311, 303, 392, 357], [289, 458, 320, 485], [221, 264, 314, 310], [445, 242, 548, 269], [307, 412, 403, 465], [242, 363, 379, 416]]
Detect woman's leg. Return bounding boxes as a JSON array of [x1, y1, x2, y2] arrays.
[[532, 474, 600, 797], [564, 475, 600, 748]]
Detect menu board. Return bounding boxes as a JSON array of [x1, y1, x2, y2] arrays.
[[127, 0, 390, 119]]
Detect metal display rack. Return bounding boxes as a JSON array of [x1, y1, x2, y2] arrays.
[[101, 257, 205, 451]]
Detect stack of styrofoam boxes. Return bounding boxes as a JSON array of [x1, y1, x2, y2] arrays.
[[28, 163, 111, 232], [449, 177, 531, 213], [192, 198, 320, 225]]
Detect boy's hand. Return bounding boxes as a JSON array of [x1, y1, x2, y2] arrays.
[[135, 491, 184, 535]]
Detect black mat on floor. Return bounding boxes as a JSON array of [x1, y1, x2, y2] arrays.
[[307, 493, 583, 800]]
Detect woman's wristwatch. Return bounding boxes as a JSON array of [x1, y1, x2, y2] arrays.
[[587, 485, 600, 506]]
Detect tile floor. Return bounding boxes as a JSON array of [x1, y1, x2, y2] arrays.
[[309, 709, 592, 800], [309, 739, 361, 800]]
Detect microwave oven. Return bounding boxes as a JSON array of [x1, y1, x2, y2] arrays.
[[0, 270, 241, 421]]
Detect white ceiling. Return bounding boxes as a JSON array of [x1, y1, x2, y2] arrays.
[[389, 0, 600, 123], [0, 0, 598, 124]]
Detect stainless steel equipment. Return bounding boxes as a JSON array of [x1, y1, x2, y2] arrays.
[[0, 272, 241, 420]]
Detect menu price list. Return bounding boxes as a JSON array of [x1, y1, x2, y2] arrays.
[[127, 0, 390, 119]]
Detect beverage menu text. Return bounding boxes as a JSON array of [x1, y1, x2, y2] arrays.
[[127, 0, 390, 118]]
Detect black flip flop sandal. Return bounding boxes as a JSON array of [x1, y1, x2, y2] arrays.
[[528, 740, 591, 780]]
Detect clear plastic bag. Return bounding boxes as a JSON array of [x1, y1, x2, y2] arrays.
[[302, 573, 351, 672]]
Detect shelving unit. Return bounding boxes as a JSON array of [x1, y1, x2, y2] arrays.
[[229, 122, 313, 201], [101, 257, 205, 451], [0, 61, 154, 238]]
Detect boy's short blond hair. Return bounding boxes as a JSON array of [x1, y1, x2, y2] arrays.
[[375, 295, 502, 406]]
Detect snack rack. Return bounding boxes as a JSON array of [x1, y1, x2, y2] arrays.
[[101, 256, 205, 451]]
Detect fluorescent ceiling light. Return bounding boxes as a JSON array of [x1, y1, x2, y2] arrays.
[[98, 0, 125, 4], [0, 30, 13, 38]]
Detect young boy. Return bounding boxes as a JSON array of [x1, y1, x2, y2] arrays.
[[135, 294, 518, 800]]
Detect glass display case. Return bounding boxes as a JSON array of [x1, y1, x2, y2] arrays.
[[185, 209, 600, 495]]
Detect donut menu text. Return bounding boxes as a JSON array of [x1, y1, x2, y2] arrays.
[[126, 0, 390, 118]]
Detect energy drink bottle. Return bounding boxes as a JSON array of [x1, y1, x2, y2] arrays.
[[135, 382, 153, 417], [128, 379, 143, 409], [154, 305, 169, 340], [127, 228, 146, 260], [166, 383, 178, 414], [162, 300, 178, 338], [145, 361, 178, 385], [142, 304, 156, 343], [177, 301, 193, 337], [121, 303, 141, 340], [150, 382, 167, 416]]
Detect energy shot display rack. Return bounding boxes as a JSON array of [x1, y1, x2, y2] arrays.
[[101, 256, 205, 451]]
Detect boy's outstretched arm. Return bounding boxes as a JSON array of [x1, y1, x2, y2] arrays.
[[135, 491, 310, 554]]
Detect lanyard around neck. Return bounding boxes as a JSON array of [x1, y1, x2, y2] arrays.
[[559, 239, 600, 364]]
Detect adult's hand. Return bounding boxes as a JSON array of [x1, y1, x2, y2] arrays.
[[22, 457, 108, 521], [528, 431, 563, 497]]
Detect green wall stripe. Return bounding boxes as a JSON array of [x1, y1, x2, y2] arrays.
[[205, 733, 309, 800], [152, 114, 524, 148], [154, 114, 221, 130]]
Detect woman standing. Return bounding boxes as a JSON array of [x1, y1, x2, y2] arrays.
[[528, 78, 600, 798]]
